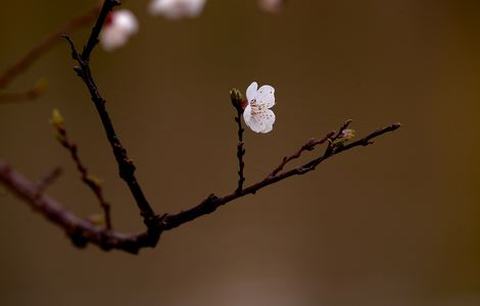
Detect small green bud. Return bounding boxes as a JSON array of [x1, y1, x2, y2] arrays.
[[87, 175, 103, 186], [87, 214, 105, 226], [50, 109, 64, 127], [230, 88, 244, 108], [230, 88, 243, 103]]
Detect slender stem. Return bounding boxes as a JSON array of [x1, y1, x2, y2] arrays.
[[269, 132, 334, 178], [54, 121, 112, 230], [231, 92, 246, 193]]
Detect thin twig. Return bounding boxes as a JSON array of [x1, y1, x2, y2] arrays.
[[52, 117, 112, 230], [324, 119, 352, 156], [81, 0, 120, 61], [269, 132, 334, 178]]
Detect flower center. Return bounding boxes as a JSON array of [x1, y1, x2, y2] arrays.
[[250, 99, 266, 115]]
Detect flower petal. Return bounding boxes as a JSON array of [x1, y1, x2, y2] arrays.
[[187, 0, 206, 16], [246, 117, 266, 133], [259, 0, 283, 13], [257, 109, 275, 133], [244, 108, 266, 133], [243, 104, 252, 123], [246, 81, 258, 103], [256, 85, 275, 108], [100, 10, 138, 51], [243, 107, 275, 134], [261, 123, 273, 133], [100, 28, 129, 51], [149, 0, 206, 19], [114, 10, 139, 34]]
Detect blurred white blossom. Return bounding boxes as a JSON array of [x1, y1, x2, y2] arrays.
[[243, 82, 276, 134], [149, 0, 206, 19], [259, 0, 283, 13], [100, 9, 138, 51]]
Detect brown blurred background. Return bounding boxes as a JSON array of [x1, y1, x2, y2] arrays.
[[1, 0, 479, 305]]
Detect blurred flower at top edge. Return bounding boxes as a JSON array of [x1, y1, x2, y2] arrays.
[[100, 9, 139, 51], [149, 0, 207, 20]]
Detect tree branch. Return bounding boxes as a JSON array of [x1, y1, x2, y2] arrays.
[[81, 0, 120, 61], [163, 122, 401, 230], [0, 162, 157, 254], [0, 121, 400, 254], [62, 0, 158, 233]]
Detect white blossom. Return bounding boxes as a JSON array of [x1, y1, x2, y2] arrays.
[[243, 81, 276, 134], [149, 0, 206, 19], [259, 0, 283, 13], [100, 10, 138, 51]]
